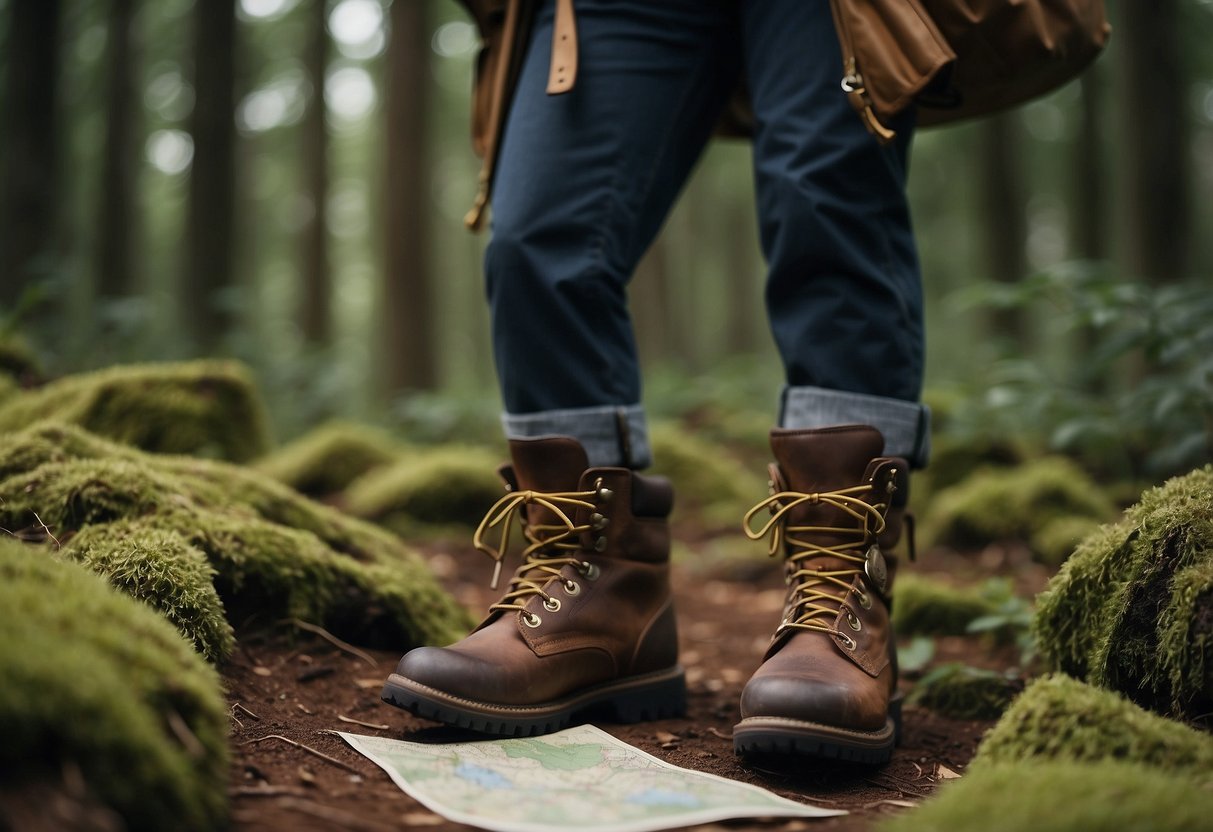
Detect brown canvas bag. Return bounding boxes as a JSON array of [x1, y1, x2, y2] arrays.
[[830, 0, 1113, 141]]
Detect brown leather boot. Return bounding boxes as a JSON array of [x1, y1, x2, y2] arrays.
[[381, 436, 685, 736], [733, 426, 909, 763]]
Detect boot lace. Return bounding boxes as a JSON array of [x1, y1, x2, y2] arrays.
[[743, 483, 889, 643], [472, 480, 609, 621]]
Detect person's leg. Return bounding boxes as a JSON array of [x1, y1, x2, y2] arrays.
[[741, 0, 929, 468], [485, 0, 741, 468], [383, 0, 742, 736], [731, 0, 923, 762]]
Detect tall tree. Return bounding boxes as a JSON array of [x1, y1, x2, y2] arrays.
[[0, 0, 62, 314], [95, 0, 141, 302], [1119, 0, 1189, 283], [300, 0, 331, 346], [185, 0, 239, 353], [976, 112, 1028, 347], [383, 0, 437, 391], [1072, 73, 1106, 264]]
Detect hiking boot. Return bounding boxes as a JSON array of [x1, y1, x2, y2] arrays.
[[733, 426, 909, 763], [381, 436, 685, 736]]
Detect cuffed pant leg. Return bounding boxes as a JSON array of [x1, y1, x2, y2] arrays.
[[739, 0, 927, 460]]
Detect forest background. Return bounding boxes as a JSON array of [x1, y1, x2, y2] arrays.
[[1, 0, 1210, 486]]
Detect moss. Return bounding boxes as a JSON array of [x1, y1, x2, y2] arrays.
[[256, 421, 407, 497], [1034, 465, 1213, 720], [65, 522, 235, 663], [0, 539, 228, 831], [0, 422, 473, 651], [908, 663, 1021, 720], [892, 574, 1000, 636], [1033, 514, 1103, 566], [973, 675, 1213, 774], [916, 432, 1028, 500], [0, 373, 17, 404], [877, 761, 1213, 832], [0, 360, 271, 461], [344, 445, 504, 533], [649, 422, 767, 531], [921, 457, 1116, 561]]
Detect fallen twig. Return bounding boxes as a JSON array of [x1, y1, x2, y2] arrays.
[[337, 714, 391, 731], [231, 785, 307, 798], [284, 619, 378, 667], [30, 511, 61, 549], [232, 702, 262, 722], [242, 734, 361, 775]]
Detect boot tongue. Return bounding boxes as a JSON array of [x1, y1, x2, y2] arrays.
[[508, 437, 591, 527], [769, 426, 884, 540]]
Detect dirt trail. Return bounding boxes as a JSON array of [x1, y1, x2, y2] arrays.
[[226, 541, 1035, 832]]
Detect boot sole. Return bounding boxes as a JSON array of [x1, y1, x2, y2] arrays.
[[732, 694, 903, 765], [381, 666, 686, 737]]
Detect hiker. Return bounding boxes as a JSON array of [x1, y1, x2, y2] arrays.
[[383, 0, 929, 764]]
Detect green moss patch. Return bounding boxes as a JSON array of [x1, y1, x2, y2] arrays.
[[878, 761, 1213, 832], [973, 675, 1213, 774], [649, 423, 767, 531], [908, 664, 1022, 720], [0, 539, 228, 831], [1034, 465, 1213, 721], [65, 522, 234, 663], [0, 422, 472, 652], [921, 457, 1116, 563], [344, 445, 504, 534], [256, 421, 407, 498], [0, 333, 42, 385], [892, 574, 1001, 636], [0, 360, 271, 461]]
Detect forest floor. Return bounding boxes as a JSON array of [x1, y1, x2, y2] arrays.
[[224, 534, 1050, 832]]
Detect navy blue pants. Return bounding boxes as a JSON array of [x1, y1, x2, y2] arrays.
[[484, 0, 929, 468]]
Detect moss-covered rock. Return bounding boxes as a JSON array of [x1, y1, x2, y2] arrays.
[[0, 422, 472, 651], [344, 445, 504, 534], [649, 422, 767, 531], [0, 360, 271, 461], [877, 761, 1213, 832], [65, 522, 234, 662], [908, 663, 1022, 720], [921, 457, 1116, 562], [892, 574, 1001, 636], [256, 421, 407, 498], [1034, 465, 1213, 721], [0, 539, 228, 831], [973, 675, 1213, 774]]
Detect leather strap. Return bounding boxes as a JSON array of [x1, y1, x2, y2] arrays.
[[546, 0, 578, 94]]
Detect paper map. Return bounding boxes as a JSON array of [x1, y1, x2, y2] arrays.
[[339, 725, 844, 832]]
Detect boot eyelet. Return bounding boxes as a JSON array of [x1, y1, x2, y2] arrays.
[[846, 611, 862, 632], [522, 612, 542, 628], [856, 591, 872, 610], [579, 561, 601, 581], [839, 633, 856, 650], [543, 597, 561, 613], [563, 579, 581, 596], [595, 482, 614, 502], [590, 512, 609, 531]]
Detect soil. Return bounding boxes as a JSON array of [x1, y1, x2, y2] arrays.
[[226, 537, 1048, 832]]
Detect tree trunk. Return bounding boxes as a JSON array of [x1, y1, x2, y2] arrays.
[[383, 0, 437, 392], [300, 0, 331, 346], [1119, 0, 1188, 283], [96, 0, 140, 302], [977, 112, 1028, 347], [632, 237, 674, 365], [185, 0, 238, 353], [1072, 72, 1105, 264], [0, 0, 62, 313]]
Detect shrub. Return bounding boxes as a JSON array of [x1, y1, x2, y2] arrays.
[[907, 663, 1021, 720], [892, 574, 1000, 637]]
